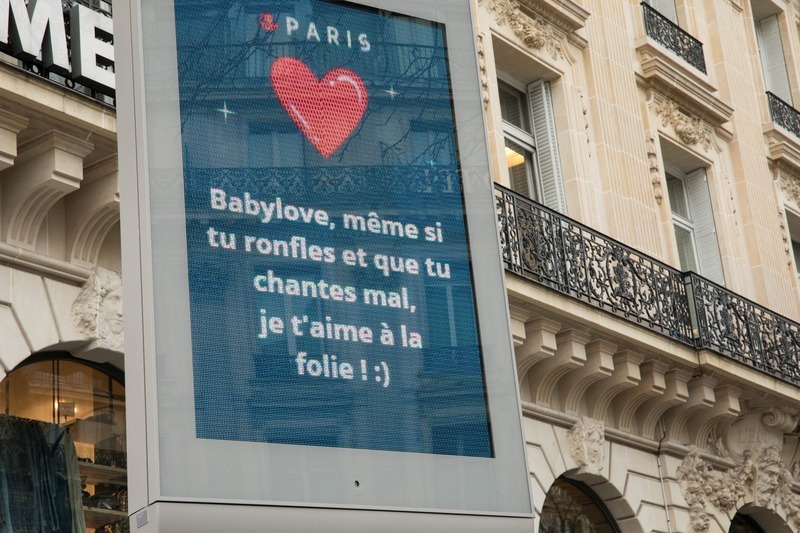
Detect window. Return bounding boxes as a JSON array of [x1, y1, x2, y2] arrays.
[[665, 166, 724, 283], [498, 76, 566, 212], [0, 355, 127, 532], [755, 12, 792, 104], [648, 0, 678, 24], [729, 513, 766, 533], [539, 477, 621, 533]]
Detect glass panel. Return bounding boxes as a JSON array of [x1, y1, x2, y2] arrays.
[[666, 173, 690, 219], [505, 138, 536, 199], [793, 240, 800, 278], [674, 224, 698, 272], [498, 81, 530, 132], [539, 478, 620, 533], [729, 514, 766, 533], [0, 359, 127, 533]]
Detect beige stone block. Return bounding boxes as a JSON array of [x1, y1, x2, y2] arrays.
[[0, 264, 9, 304], [527, 444, 555, 493], [43, 277, 83, 343], [0, 305, 29, 371], [11, 270, 59, 352]]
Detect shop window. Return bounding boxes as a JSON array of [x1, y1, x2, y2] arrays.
[[0, 356, 126, 533], [754, 12, 792, 104], [730, 513, 767, 533], [539, 477, 621, 533], [498, 76, 566, 213], [647, 0, 679, 24], [664, 163, 724, 284]]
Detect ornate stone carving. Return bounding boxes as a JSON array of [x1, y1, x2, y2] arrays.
[[778, 171, 800, 208], [567, 417, 605, 474], [677, 445, 800, 532], [479, 0, 563, 60], [72, 267, 124, 353], [655, 99, 712, 150], [646, 137, 663, 204], [476, 33, 490, 110], [762, 406, 800, 433]]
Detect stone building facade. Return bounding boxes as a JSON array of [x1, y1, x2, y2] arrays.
[[481, 0, 800, 531]]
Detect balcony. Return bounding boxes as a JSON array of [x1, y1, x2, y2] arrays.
[[767, 91, 800, 139], [495, 184, 800, 385], [641, 2, 706, 74]]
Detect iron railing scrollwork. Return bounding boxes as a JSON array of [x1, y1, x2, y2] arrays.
[[688, 274, 800, 384], [495, 185, 695, 344], [495, 183, 800, 385], [641, 2, 706, 74], [767, 91, 800, 139]]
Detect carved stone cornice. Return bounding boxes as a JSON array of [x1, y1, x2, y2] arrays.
[[637, 40, 734, 136], [514, 0, 589, 35], [777, 168, 800, 208], [766, 123, 800, 178], [652, 96, 715, 151], [479, 0, 567, 60]]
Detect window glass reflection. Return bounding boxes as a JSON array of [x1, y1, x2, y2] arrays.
[[0, 357, 126, 532]]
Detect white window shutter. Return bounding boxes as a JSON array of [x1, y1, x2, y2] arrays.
[[650, 0, 678, 24], [685, 168, 725, 284], [757, 15, 792, 105], [527, 80, 567, 213]]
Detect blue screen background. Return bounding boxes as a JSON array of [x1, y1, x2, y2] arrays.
[[174, 0, 492, 457]]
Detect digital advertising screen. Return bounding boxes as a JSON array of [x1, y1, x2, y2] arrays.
[[119, 0, 532, 523], [174, 0, 491, 457]]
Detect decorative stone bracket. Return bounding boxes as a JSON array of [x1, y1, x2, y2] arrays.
[[66, 155, 119, 267], [1, 130, 93, 249]]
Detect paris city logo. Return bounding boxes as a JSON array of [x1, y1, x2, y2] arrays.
[[260, 12, 370, 159]]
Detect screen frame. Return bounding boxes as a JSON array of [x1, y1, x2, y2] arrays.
[[118, 0, 532, 520]]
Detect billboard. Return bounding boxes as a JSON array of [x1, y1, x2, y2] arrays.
[[117, 0, 531, 529]]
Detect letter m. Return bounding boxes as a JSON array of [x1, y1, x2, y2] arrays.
[[0, 0, 69, 74]]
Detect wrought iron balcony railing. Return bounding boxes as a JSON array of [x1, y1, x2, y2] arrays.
[[495, 184, 800, 385], [689, 274, 800, 383], [767, 91, 800, 139], [641, 2, 706, 74], [495, 185, 695, 344]]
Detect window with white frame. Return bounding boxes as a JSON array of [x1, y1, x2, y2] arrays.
[[665, 166, 724, 284], [647, 0, 678, 24], [498, 75, 566, 213], [753, 6, 792, 104]]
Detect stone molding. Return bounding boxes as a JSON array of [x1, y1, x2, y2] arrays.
[[477, 33, 490, 110], [647, 137, 663, 204], [637, 40, 733, 141], [480, 0, 565, 60], [654, 97, 714, 151]]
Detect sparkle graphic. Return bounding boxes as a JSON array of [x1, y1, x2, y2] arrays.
[[216, 101, 236, 121], [384, 85, 398, 98]]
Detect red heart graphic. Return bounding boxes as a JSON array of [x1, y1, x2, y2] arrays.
[[270, 57, 368, 159]]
